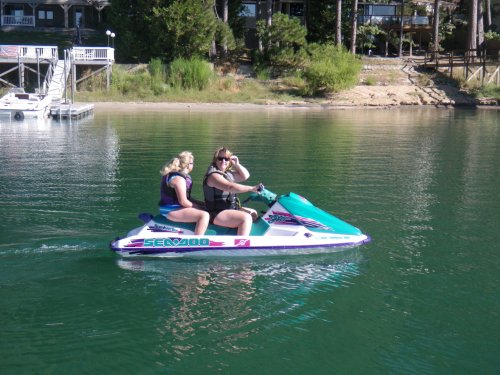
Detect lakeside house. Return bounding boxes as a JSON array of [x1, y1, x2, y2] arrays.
[[0, 0, 109, 30]]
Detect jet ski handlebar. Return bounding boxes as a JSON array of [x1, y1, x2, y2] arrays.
[[243, 184, 277, 206]]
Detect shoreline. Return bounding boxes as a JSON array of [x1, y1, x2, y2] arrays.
[[92, 100, 488, 112], [91, 84, 492, 111]]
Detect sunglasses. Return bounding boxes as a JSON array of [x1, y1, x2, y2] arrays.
[[217, 157, 230, 162]]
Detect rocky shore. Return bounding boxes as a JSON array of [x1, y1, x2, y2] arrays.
[[327, 57, 477, 107]]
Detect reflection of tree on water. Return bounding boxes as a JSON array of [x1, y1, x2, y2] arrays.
[[116, 251, 363, 360]]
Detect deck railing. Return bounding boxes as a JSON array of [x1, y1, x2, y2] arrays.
[[2, 15, 35, 27], [0, 45, 58, 59], [358, 15, 432, 27], [19, 46, 59, 59], [424, 48, 500, 85], [0, 45, 114, 62], [71, 47, 114, 62]]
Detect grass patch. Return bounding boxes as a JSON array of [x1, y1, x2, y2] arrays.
[[474, 84, 500, 99], [75, 66, 303, 104], [364, 75, 377, 86]]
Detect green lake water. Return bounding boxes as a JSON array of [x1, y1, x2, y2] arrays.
[[0, 108, 498, 374]]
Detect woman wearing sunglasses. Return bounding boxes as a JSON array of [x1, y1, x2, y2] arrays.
[[159, 151, 209, 235], [203, 147, 261, 236]]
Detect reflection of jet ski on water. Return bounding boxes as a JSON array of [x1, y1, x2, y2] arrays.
[[110, 187, 371, 258]]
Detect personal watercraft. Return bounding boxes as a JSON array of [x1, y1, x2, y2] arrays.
[[110, 188, 371, 257]]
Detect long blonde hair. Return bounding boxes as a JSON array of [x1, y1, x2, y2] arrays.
[[160, 151, 193, 176]]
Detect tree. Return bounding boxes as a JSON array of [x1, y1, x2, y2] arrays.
[[357, 24, 383, 54], [265, 0, 273, 26], [107, 0, 170, 62], [350, 0, 358, 53], [306, 0, 337, 44], [222, 0, 229, 54], [467, 0, 478, 51], [256, 12, 307, 74], [153, 0, 218, 60], [336, 0, 342, 46], [433, 0, 441, 58], [213, 0, 242, 57], [485, 0, 492, 31], [477, 0, 484, 47]]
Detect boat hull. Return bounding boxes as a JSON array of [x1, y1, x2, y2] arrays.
[[110, 191, 371, 258], [0, 89, 52, 120], [110, 229, 371, 258]]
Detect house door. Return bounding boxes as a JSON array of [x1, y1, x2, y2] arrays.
[[75, 9, 83, 27], [13, 9, 24, 23]]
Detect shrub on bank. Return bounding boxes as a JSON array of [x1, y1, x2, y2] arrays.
[[168, 58, 214, 90], [110, 65, 152, 96], [474, 84, 500, 100], [149, 58, 168, 95], [302, 44, 362, 95]]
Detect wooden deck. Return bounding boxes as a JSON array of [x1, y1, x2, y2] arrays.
[[0, 45, 114, 63], [50, 102, 94, 120]]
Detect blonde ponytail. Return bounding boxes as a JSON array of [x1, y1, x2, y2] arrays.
[[160, 151, 193, 176]]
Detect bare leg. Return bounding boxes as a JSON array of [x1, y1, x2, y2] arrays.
[[213, 209, 253, 236], [239, 206, 259, 221], [167, 208, 209, 235]]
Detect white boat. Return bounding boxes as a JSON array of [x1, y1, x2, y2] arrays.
[[110, 187, 371, 258], [0, 88, 52, 120]]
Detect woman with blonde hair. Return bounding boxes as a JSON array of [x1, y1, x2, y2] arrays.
[[203, 147, 261, 236], [159, 151, 209, 235]]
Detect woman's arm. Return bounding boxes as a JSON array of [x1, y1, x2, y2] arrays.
[[230, 155, 250, 182], [207, 173, 259, 194]]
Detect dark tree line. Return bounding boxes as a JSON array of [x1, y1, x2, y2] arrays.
[[105, 0, 496, 63]]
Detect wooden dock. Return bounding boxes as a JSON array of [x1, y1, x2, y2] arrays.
[[50, 102, 94, 120]]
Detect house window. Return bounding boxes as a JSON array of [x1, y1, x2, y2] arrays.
[[281, 3, 304, 18], [289, 3, 304, 17], [370, 5, 396, 16], [241, 2, 256, 17], [38, 10, 53, 20]]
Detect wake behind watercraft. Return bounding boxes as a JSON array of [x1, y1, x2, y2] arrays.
[[110, 188, 371, 257]]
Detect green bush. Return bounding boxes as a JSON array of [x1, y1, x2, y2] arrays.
[[111, 65, 153, 96], [168, 58, 214, 90], [148, 58, 167, 95], [484, 31, 500, 41], [255, 12, 307, 75], [475, 84, 500, 99], [302, 44, 361, 95]]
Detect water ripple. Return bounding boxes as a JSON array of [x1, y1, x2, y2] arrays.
[[114, 251, 364, 361]]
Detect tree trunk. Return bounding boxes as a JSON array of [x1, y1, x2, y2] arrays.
[[350, 0, 358, 54], [223, 0, 228, 55], [266, 0, 273, 26], [477, 0, 484, 48], [433, 0, 440, 59], [467, 0, 478, 53], [399, 0, 404, 57], [303, 0, 308, 30], [336, 0, 342, 46], [485, 0, 492, 31]]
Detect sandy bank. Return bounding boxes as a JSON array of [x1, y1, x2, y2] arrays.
[[92, 58, 495, 111]]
